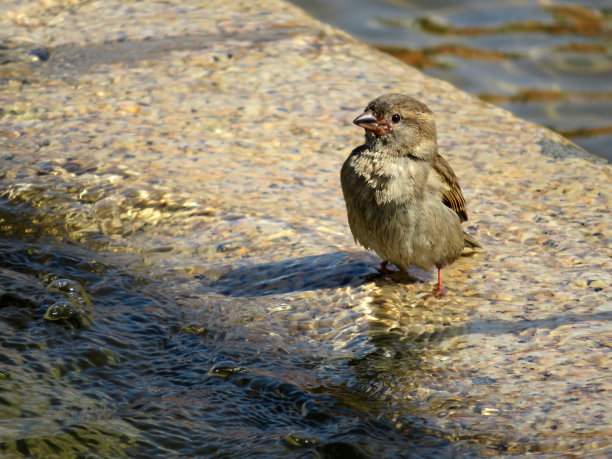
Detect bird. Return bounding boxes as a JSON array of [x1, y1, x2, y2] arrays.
[[340, 93, 480, 297]]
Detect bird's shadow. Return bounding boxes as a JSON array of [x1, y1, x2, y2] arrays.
[[204, 251, 427, 297]]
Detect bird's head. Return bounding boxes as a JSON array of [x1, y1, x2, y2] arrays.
[[353, 93, 437, 159]]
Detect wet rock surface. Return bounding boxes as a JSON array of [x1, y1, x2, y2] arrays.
[[0, 0, 610, 456]]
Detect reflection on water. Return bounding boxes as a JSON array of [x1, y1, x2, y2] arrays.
[[290, 0, 612, 161]]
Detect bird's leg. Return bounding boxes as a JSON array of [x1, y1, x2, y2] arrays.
[[378, 260, 391, 274], [432, 267, 448, 298]]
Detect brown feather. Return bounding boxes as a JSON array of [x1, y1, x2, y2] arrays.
[[432, 154, 468, 222]]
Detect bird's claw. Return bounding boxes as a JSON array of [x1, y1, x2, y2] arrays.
[[377, 260, 391, 274], [431, 287, 448, 298]]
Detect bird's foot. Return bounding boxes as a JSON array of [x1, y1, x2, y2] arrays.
[[377, 260, 391, 275], [427, 267, 448, 298], [431, 286, 448, 298]]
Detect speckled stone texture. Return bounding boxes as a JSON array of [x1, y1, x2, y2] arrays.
[[1, 0, 610, 455]]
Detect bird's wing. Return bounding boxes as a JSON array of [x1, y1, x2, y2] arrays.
[[432, 154, 468, 222]]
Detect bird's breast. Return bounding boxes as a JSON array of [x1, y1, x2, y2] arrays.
[[349, 154, 426, 206]]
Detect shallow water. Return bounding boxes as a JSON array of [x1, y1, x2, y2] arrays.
[[290, 0, 612, 161], [0, 237, 479, 457]]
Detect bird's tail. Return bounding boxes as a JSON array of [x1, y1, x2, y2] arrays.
[[462, 231, 483, 255]]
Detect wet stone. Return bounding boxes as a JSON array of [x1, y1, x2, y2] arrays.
[[46, 278, 81, 294], [284, 433, 319, 448], [207, 363, 247, 378], [43, 301, 88, 328]]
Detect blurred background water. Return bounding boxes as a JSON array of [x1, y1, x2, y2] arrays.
[[290, 0, 612, 161]]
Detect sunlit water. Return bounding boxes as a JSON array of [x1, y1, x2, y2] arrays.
[[290, 0, 612, 161]]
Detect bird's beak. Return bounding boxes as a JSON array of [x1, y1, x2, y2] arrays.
[[353, 110, 378, 131]]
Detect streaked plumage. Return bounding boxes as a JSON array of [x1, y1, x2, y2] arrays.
[[340, 93, 480, 296]]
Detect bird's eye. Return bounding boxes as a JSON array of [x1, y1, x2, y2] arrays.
[[391, 114, 401, 123]]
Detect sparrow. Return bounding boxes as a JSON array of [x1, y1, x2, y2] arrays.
[[340, 93, 480, 297]]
